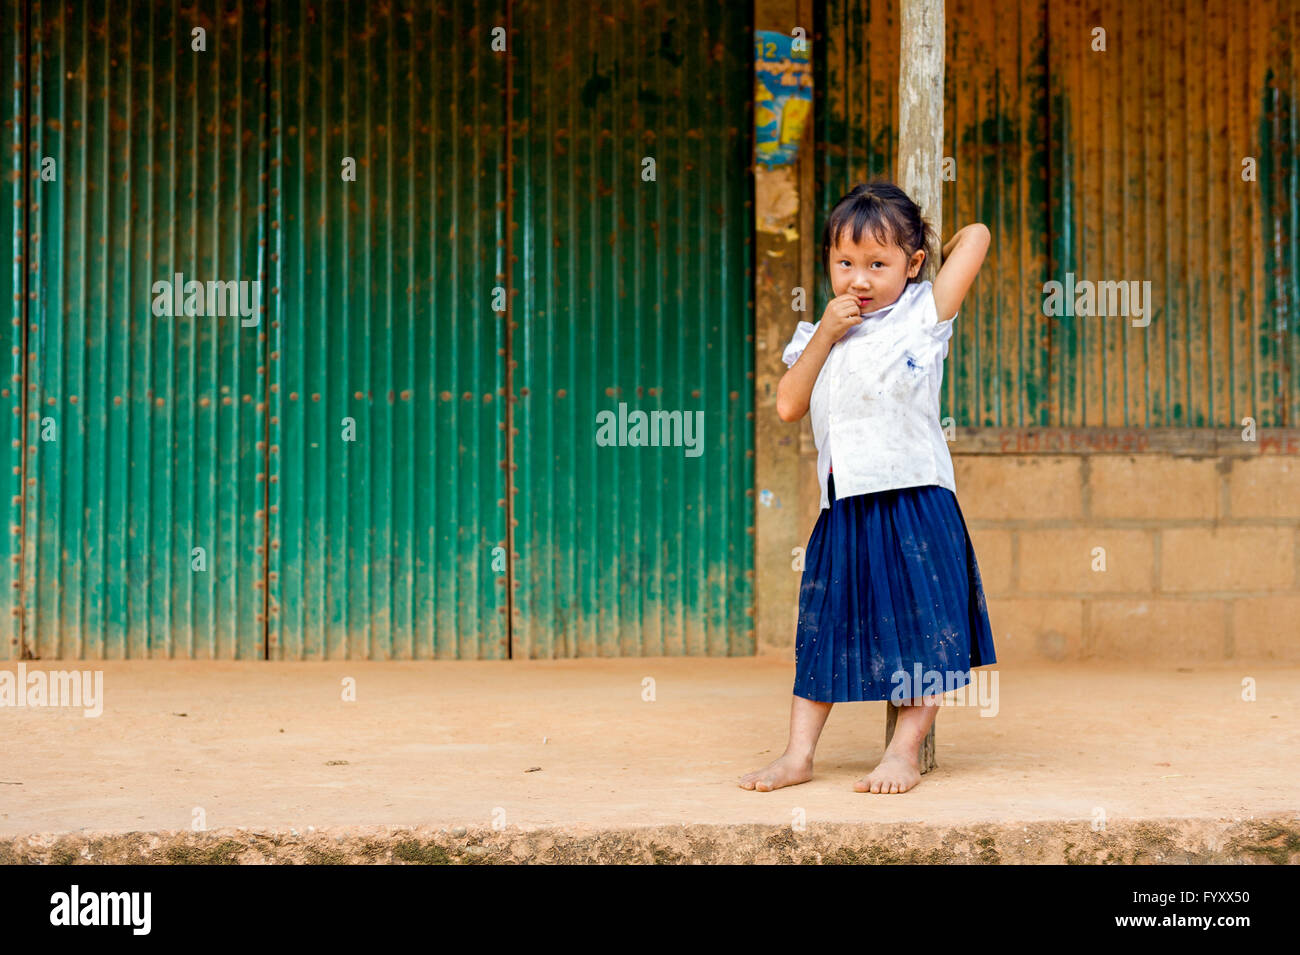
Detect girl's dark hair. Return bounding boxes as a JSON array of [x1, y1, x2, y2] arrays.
[[820, 180, 936, 287]]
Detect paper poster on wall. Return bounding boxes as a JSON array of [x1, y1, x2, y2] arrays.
[[754, 29, 812, 167]]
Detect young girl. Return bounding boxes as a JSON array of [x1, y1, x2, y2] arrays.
[[741, 180, 996, 796]]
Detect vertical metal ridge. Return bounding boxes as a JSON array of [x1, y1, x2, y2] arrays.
[[1137, 0, 1151, 427], [416, 0, 432, 658], [1180, 0, 1193, 426], [1161, 0, 1175, 426], [1248, 0, 1263, 426], [503, 0, 516, 657], [256, 0, 273, 660], [9, 0, 31, 659], [18, 0, 41, 659], [1285, 0, 1297, 427], [356, 0, 368, 661], [1192, 0, 1207, 428], [395, 0, 410, 657], [266, 0, 284, 659]]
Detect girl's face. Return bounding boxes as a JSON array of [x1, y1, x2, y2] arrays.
[[828, 228, 925, 314]]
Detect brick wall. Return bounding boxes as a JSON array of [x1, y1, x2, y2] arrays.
[[956, 448, 1300, 664], [767, 428, 1300, 661]]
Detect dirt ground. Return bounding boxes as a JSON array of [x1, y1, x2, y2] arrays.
[[1, 658, 1297, 863]]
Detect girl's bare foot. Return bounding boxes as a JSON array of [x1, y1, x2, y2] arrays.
[[739, 753, 814, 791], [853, 751, 921, 794]]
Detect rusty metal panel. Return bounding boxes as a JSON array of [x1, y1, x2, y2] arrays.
[[508, 0, 755, 656], [1, 0, 26, 660], [816, 0, 900, 190], [1049, 0, 1297, 427], [22, 0, 270, 658], [267, 0, 510, 659], [819, 0, 1298, 428], [945, 0, 1052, 428], [816, 0, 1052, 428]]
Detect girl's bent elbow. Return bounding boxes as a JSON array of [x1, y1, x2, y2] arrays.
[[775, 375, 808, 422], [776, 401, 803, 423]]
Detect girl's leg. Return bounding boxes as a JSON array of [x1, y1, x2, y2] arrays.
[[739, 694, 833, 791], [854, 699, 940, 794]]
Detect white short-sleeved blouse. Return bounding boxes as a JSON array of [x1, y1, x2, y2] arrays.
[[781, 280, 957, 510]]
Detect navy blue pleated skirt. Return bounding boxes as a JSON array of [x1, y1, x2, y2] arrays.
[[794, 472, 997, 703]]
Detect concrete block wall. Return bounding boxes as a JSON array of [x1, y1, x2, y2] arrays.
[[957, 452, 1300, 664], [759, 430, 1300, 662]]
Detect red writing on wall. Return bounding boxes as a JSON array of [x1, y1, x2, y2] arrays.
[[997, 429, 1151, 453]]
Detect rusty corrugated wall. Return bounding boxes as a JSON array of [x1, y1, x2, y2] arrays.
[[817, 0, 1298, 428], [508, 0, 755, 657], [1048, 0, 1297, 427]]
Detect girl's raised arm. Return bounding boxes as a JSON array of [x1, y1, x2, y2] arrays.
[[932, 223, 990, 323]]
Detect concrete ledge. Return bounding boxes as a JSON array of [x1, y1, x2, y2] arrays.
[[6, 817, 1298, 865]]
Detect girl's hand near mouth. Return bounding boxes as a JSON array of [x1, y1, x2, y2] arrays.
[[816, 292, 866, 345]]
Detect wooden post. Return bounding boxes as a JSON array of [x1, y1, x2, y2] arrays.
[[753, 0, 811, 658], [888, 0, 945, 773], [897, 0, 945, 283]]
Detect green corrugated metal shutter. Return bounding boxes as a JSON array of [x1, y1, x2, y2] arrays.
[[267, 0, 510, 659], [23, 0, 269, 658], [12, 0, 752, 659], [509, 0, 755, 656]]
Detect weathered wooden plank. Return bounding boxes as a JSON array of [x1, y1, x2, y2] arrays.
[[949, 426, 1300, 456]]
